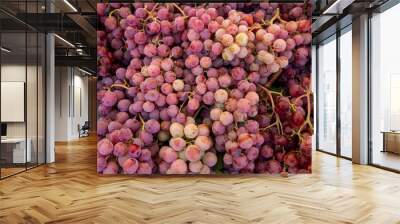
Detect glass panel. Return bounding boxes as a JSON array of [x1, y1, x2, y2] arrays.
[[38, 32, 45, 165], [339, 28, 352, 158], [26, 0, 40, 169], [312, 45, 317, 151], [0, 23, 27, 178], [371, 5, 400, 171], [317, 37, 337, 154], [0, 0, 46, 178], [27, 30, 38, 169]]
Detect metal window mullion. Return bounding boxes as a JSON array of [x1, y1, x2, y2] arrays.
[[367, 11, 373, 165], [36, 0, 39, 167], [316, 44, 320, 151], [336, 26, 341, 157], [0, 17, 2, 179], [25, 0, 28, 171]]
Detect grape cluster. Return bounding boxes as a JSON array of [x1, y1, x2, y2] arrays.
[[97, 2, 312, 175]]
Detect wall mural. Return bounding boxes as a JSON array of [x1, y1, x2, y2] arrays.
[[97, 3, 313, 175]]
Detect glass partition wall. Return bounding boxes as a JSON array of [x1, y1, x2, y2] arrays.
[[370, 3, 400, 172], [316, 26, 353, 159], [339, 27, 352, 159], [317, 35, 337, 155], [0, 1, 46, 179]]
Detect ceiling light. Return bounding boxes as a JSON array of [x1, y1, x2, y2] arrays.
[[323, 0, 341, 14], [54, 34, 75, 48], [63, 0, 78, 12], [1, 47, 11, 53], [78, 67, 93, 76], [323, 0, 355, 15]]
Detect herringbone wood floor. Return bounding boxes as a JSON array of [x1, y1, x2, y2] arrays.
[[0, 136, 400, 224]]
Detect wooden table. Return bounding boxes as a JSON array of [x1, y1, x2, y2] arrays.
[[381, 131, 400, 154]]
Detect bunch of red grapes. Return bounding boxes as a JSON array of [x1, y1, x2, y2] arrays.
[[97, 2, 313, 175]]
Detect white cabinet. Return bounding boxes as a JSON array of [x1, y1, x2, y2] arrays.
[[1, 138, 32, 163]]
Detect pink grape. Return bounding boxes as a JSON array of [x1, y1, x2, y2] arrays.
[[238, 133, 253, 149], [286, 21, 298, 33], [137, 162, 152, 174], [139, 148, 152, 162], [128, 144, 141, 158], [219, 111, 233, 126], [245, 91, 259, 106], [267, 23, 280, 35], [102, 91, 118, 107], [185, 145, 201, 162], [98, 139, 113, 156], [194, 136, 213, 151], [144, 119, 161, 134], [143, 101, 155, 112], [170, 122, 184, 137], [246, 147, 259, 161], [187, 98, 200, 111], [169, 137, 186, 151], [184, 123, 199, 139], [167, 105, 179, 118], [189, 161, 203, 173], [159, 146, 178, 163], [211, 42, 223, 56], [233, 155, 248, 170], [113, 142, 128, 157], [199, 165, 211, 174], [123, 158, 139, 174], [237, 98, 251, 113], [284, 152, 299, 167], [212, 121, 226, 135], [221, 34, 234, 47], [214, 89, 229, 104], [200, 56, 212, 69], [223, 153, 233, 165], [168, 159, 188, 174], [102, 161, 119, 174], [267, 160, 282, 174], [202, 152, 217, 167]]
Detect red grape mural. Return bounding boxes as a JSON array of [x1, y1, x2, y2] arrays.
[[97, 3, 313, 175]]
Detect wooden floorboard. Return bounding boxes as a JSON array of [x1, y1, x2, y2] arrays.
[[0, 135, 400, 224]]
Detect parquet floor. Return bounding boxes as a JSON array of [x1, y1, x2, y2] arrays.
[[0, 135, 400, 224]]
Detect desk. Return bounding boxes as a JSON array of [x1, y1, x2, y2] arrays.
[[382, 131, 400, 154], [1, 138, 31, 163]]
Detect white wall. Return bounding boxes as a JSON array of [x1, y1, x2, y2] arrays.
[[1, 64, 46, 164], [54, 67, 89, 141], [55, 66, 69, 141]]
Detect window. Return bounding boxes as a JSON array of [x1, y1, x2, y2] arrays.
[[371, 3, 400, 171], [0, 0, 47, 179], [317, 36, 337, 154], [339, 27, 352, 158]]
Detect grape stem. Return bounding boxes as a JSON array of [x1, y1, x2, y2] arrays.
[[249, 23, 263, 32], [266, 70, 283, 88], [179, 92, 193, 113], [137, 113, 145, 131], [108, 9, 119, 18], [144, 3, 160, 23], [193, 105, 205, 120], [257, 84, 284, 135], [152, 34, 162, 46], [171, 3, 187, 18], [269, 8, 287, 24], [292, 90, 314, 141], [109, 83, 130, 90]]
